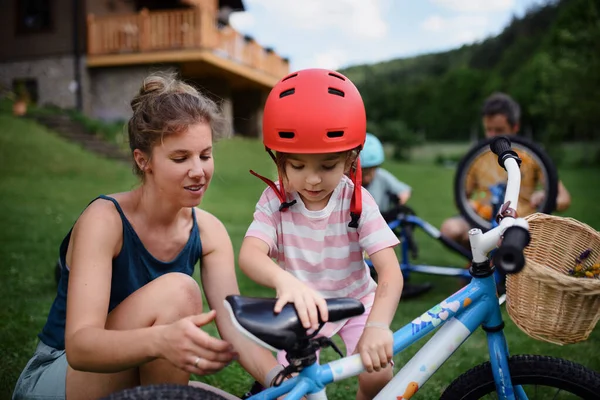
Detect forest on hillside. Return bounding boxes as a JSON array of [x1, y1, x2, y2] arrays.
[[340, 0, 600, 164]]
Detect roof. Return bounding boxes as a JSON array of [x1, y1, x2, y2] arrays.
[[219, 0, 244, 11]]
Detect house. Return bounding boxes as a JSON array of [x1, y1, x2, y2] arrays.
[[0, 0, 290, 137]]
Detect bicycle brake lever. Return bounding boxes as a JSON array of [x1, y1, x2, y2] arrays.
[[316, 337, 344, 358], [329, 340, 344, 358]]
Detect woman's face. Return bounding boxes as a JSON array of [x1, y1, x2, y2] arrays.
[[144, 122, 214, 208]]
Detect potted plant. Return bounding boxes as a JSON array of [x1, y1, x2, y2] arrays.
[[12, 82, 30, 117]]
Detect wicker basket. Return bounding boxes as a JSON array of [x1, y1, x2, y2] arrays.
[[505, 213, 600, 345]]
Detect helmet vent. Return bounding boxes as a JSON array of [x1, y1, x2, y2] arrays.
[[278, 131, 295, 139], [282, 73, 298, 82], [328, 88, 345, 97], [280, 88, 295, 98], [328, 72, 345, 81], [327, 131, 344, 138]]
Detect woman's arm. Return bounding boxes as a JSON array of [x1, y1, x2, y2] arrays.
[[64, 200, 163, 372], [198, 210, 281, 386]]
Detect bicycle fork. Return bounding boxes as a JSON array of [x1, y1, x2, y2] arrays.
[[482, 281, 527, 400]]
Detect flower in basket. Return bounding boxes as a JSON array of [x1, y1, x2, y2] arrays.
[[569, 248, 600, 279]]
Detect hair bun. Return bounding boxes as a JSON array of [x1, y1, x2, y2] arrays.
[[141, 74, 171, 96], [130, 72, 178, 112]]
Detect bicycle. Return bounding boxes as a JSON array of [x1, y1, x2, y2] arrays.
[[105, 137, 599, 399], [454, 135, 558, 233], [365, 136, 560, 297], [368, 201, 473, 282]]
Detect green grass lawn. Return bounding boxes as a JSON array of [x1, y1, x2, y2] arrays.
[[1, 113, 599, 399]]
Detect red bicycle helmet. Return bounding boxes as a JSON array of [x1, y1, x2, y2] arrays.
[[263, 68, 366, 153], [250, 68, 367, 227]]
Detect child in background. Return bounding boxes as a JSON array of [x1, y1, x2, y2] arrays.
[[360, 132, 411, 211], [360, 133, 432, 299]]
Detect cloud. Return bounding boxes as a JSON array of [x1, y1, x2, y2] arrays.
[[229, 12, 255, 32], [420, 14, 488, 45], [311, 50, 350, 70], [421, 14, 488, 32], [244, 0, 389, 39], [430, 0, 515, 13], [421, 15, 445, 32]]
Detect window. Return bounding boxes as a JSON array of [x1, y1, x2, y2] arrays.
[[16, 0, 52, 34], [12, 78, 39, 104]]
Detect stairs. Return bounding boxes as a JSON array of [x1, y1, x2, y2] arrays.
[[29, 114, 131, 163]]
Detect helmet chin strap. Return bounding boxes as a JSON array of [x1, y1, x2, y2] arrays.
[[249, 149, 297, 212], [250, 148, 363, 227], [348, 158, 363, 228]]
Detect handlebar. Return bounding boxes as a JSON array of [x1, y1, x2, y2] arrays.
[[469, 136, 531, 274], [493, 226, 531, 274], [490, 136, 522, 170]]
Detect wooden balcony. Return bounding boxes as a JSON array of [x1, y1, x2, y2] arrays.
[[86, 7, 289, 88]]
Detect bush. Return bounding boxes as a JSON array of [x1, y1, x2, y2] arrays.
[[368, 119, 423, 161]]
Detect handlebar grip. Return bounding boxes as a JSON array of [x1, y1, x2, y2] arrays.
[[490, 137, 512, 155], [493, 226, 531, 274], [489, 136, 521, 170]]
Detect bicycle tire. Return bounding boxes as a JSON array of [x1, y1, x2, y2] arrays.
[[101, 384, 240, 400], [454, 136, 559, 231], [440, 354, 600, 400]]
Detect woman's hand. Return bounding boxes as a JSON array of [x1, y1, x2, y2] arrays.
[[273, 273, 328, 331], [356, 324, 393, 373], [158, 310, 239, 375]]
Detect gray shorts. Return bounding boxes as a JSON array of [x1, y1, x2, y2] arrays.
[[12, 341, 67, 400]]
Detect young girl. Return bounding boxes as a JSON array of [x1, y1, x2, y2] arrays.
[[12, 72, 282, 400], [239, 68, 404, 400]]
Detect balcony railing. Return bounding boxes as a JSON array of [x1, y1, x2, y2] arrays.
[[87, 8, 289, 79]]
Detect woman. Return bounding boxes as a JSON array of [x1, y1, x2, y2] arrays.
[[13, 72, 282, 399]]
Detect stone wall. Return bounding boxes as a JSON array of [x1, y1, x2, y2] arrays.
[[0, 57, 245, 136], [0, 55, 84, 109], [87, 65, 179, 121]]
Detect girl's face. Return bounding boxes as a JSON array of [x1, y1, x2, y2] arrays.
[[283, 152, 350, 211], [142, 122, 214, 208]]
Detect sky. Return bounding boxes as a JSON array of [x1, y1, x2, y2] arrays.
[[229, 0, 548, 72]]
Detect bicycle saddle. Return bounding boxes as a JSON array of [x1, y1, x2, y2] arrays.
[[224, 295, 365, 352]]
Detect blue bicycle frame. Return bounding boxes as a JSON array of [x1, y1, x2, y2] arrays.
[[247, 272, 524, 400], [366, 182, 508, 285]]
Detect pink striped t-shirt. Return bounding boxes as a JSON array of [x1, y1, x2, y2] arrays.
[[246, 175, 400, 306]]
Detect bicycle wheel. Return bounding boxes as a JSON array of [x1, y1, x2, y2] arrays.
[[454, 136, 559, 231], [440, 355, 600, 399], [101, 384, 240, 400]]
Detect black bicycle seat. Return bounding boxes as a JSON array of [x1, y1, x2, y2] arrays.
[[224, 295, 365, 351]]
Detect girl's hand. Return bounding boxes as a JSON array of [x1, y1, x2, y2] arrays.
[[158, 310, 239, 375], [273, 273, 328, 331], [356, 323, 393, 373]]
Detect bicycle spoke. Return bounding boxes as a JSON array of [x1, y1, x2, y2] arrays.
[[550, 388, 563, 400]]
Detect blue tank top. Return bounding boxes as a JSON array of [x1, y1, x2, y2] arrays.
[[38, 195, 202, 350]]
